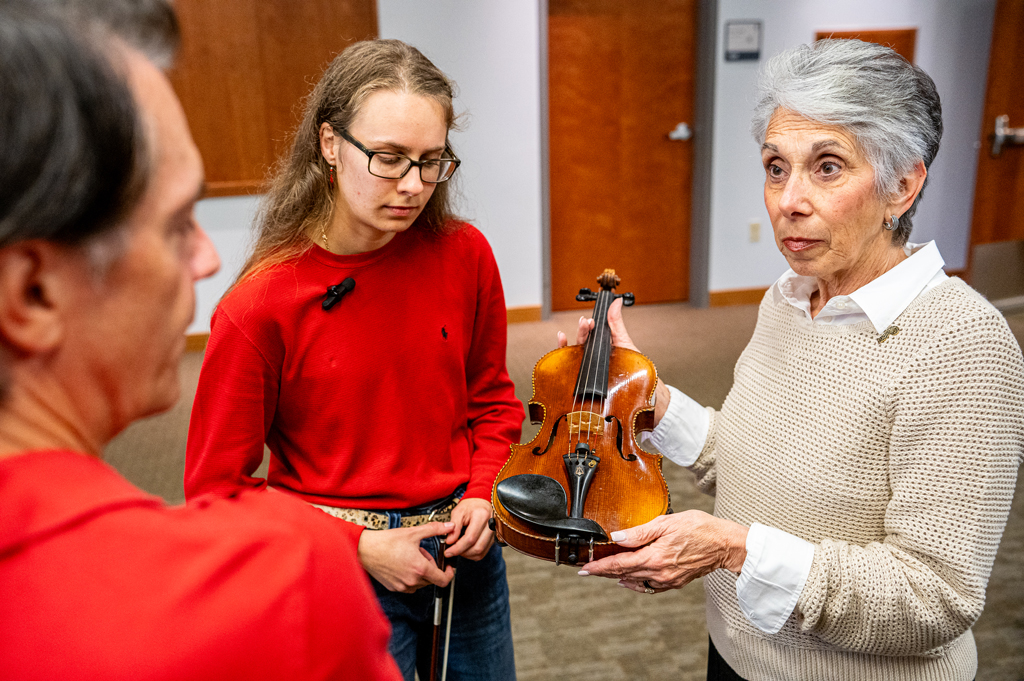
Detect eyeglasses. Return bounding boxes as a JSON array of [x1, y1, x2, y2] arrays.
[[340, 129, 460, 184]]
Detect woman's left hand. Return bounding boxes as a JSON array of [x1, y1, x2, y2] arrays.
[[444, 497, 495, 561], [578, 510, 749, 594]]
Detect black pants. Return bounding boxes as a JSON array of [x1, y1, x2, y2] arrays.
[[707, 638, 747, 681]]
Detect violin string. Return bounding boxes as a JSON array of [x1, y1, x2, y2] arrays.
[[570, 287, 603, 463], [589, 290, 611, 451], [570, 295, 596, 463], [580, 291, 603, 461], [580, 288, 608, 456]]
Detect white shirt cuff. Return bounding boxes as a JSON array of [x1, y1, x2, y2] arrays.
[[736, 523, 815, 634], [646, 385, 709, 467]]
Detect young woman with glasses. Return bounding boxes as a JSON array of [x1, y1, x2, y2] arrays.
[[184, 39, 523, 681]]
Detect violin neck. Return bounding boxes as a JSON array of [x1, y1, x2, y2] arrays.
[[576, 289, 614, 402]]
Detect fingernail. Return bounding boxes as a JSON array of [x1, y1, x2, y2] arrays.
[[617, 580, 628, 588], [577, 570, 589, 576], [610, 531, 627, 542]]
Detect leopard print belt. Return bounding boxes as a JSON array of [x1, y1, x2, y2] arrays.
[[308, 497, 461, 530]]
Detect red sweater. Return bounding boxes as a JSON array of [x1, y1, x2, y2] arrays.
[[0, 450, 400, 681], [185, 224, 523, 542]]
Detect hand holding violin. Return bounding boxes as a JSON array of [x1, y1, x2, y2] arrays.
[[577, 511, 748, 593], [558, 297, 749, 594]]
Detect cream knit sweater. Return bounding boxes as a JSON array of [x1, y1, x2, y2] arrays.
[[695, 278, 1024, 681]]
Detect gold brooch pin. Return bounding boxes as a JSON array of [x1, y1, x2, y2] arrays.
[[877, 325, 901, 344]]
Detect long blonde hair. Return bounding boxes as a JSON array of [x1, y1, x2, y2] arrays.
[[236, 39, 460, 285]]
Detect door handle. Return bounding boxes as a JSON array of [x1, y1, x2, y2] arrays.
[[992, 115, 1024, 156], [667, 122, 692, 141]]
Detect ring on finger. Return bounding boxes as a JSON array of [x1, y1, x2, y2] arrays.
[[642, 579, 655, 594]]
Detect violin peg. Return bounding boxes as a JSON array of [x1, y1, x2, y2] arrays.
[[576, 287, 596, 302], [620, 292, 635, 307]]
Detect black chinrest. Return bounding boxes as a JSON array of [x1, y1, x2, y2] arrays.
[[496, 474, 608, 541]]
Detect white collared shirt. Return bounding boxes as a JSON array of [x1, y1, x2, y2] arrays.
[[648, 241, 948, 633], [774, 241, 948, 333]]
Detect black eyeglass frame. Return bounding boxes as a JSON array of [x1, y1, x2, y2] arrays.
[[339, 129, 460, 184]]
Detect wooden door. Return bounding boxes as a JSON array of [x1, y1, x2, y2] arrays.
[[970, 0, 1024, 246], [548, 0, 697, 310]]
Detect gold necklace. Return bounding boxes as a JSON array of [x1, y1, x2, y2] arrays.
[[320, 227, 331, 253]]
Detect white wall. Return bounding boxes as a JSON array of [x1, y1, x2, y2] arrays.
[[190, 195, 259, 334], [708, 0, 997, 292], [377, 0, 545, 310]]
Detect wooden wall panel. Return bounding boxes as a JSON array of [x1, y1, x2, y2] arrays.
[[815, 29, 917, 63], [168, 0, 377, 197], [970, 0, 1024, 245]]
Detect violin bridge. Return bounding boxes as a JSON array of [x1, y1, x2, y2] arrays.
[[567, 411, 604, 435]]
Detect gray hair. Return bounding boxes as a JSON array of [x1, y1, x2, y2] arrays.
[[750, 39, 942, 246]]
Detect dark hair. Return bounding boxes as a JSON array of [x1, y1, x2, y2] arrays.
[[0, 5, 144, 249]]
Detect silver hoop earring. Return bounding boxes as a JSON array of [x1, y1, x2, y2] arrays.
[[884, 214, 900, 232]]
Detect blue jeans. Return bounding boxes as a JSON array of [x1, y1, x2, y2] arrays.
[[370, 539, 516, 681]]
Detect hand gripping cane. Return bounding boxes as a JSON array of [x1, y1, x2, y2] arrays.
[[429, 538, 455, 681]]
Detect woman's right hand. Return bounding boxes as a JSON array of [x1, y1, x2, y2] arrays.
[[356, 522, 455, 593], [557, 298, 671, 426]]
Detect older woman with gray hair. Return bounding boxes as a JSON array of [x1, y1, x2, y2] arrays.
[[569, 39, 1024, 680]]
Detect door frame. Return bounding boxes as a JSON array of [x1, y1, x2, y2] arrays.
[[539, 0, 552, 319], [689, 0, 718, 308]]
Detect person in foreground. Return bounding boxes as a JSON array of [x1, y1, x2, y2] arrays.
[[0, 6, 400, 679], [184, 39, 524, 681], [568, 40, 1024, 681]]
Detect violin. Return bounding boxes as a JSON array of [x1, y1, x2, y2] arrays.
[[491, 269, 670, 565]]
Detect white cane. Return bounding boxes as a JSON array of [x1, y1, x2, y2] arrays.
[[441, 568, 455, 681]]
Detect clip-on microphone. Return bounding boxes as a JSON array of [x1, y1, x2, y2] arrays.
[[322, 277, 355, 311]]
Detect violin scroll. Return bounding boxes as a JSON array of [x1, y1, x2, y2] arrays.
[[596, 269, 620, 291], [578, 268, 635, 305]]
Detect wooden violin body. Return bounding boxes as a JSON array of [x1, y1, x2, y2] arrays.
[[492, 270, 670, 565]]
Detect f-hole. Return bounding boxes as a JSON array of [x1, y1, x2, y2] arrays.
[[607, 416, 636, 461], [532, 414, 566, 455]]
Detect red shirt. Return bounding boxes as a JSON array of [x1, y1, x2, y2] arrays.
[[0, 450, 401, 681], [184, 225, 523, 540]]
